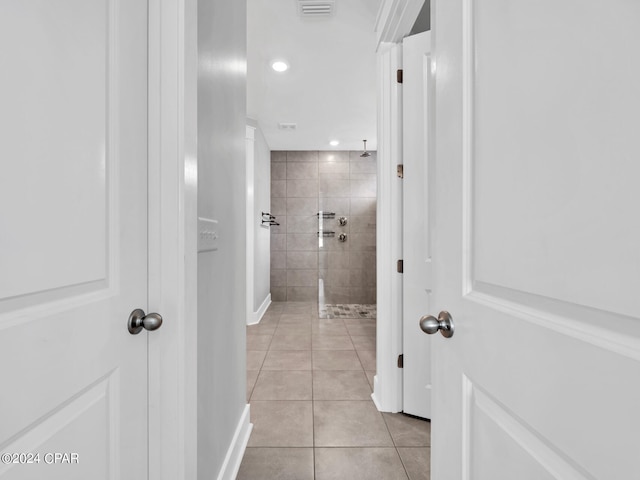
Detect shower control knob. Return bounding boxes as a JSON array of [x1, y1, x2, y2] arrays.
[[339, 216, 348, 226], [338, 233, 347, 242]]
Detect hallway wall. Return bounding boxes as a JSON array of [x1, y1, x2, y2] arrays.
[[270, 150, 377, 304], [197, 0, 248, 477]]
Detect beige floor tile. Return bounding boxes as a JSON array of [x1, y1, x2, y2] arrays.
[[312, 319, 349, 336], [247, 335, 273, 350], [314, 400, 393, 447], [248, 401, 313, 447], [257, 315, 281, 326], [280, 313, 313, 324], [365, 370, 376, 389], [382, 413, 431, 447], [345, 323, 377, 336], [269, 334, 311, 350], [247, 350, 267, 370], [356, 349, 376, 370], [247, 322, 277, 335], [315, 448, 408, 480], [313, 370, 372, 400], [247, 370, 259, 401], [251, 370, 312, 400], [398, 447, 431, 480], [262, 350, 312, 370], [312, 350, 363, 370], [237, 448, 314, 480], [350, 334, 376, 351], [312, 335, 354, 350], [275, 323, 311, 334]]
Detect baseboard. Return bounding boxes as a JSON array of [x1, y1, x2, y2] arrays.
[[371, 375, 383, 411], [247, 294, 271, 326], [216, 404, 253, 480]]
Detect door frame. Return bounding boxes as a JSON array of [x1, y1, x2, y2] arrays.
[[373, 0, 425, 413], [148, 0, 199, 478]]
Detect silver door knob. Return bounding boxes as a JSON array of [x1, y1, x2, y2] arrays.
[[128, 308, 163, 335], [419, 311, 454, 338]]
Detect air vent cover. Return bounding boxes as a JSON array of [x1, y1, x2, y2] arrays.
[[278, 123, 297, 131], [297, 0, 335, 17]]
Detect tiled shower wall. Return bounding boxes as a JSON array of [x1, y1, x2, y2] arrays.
[[270, 150, 377, 304]]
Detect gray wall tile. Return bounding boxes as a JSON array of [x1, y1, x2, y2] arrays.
[[271, 180, 286, 198], [271, 162, 286, 180], [350, 198, 376, 216], [271, 234, 286, 251], [287, 269, 317, 287], [287, 251, 318, 269], [271, 268, 287, 287], [287, 162, 318, 179], [319, 151, 349, 163], [271, 151, 286, 162], [287, 151, 318, 162], [287, 215, 317, 234], [350, 216, 376, 233], [287, 234, 317, 251], [270, 150, 377, 306], [287, 179, 319, 198], [319, 178, 350, 197], [350, 178, 377, 197], [271, 251, 286, 270], [287, 197, 318, 216], [287, 287, 318, 302], [271, 197, 286, 216], [271, 287, 287, 302]]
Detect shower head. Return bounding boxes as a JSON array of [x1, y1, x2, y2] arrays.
[[360, 139, 371, 157]]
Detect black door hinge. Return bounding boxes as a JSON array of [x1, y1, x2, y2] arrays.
[[397, 259, 404, 273], [398, 354, 404, 368], [397, 69, 403, 83], [397, 164, 404, 178]]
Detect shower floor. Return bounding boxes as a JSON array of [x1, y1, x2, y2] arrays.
[[318, 304, 377, 319]]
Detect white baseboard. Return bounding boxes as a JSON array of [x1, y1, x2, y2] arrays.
[[371, 375, 383, 411], [216, 404, 253, 480], [247, 294, 271, 325]]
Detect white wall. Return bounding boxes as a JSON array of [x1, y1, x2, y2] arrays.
[[197, 0, 248, 477], [253, 124, 271, 314]]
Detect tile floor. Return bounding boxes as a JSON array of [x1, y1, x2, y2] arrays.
[[240, 301, 431, 480]]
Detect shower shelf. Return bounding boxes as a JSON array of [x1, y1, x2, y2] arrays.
[[317, 231, 335, 237], [316, 212, 336, 219]]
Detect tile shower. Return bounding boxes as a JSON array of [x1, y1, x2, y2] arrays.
[[270, 150, 377, 312]]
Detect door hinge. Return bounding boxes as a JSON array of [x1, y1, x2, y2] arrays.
[[397, 354, 404, 368], [397, 164, 404, 178], [397, 69, 403, 84], [397, 259, 404, 273]]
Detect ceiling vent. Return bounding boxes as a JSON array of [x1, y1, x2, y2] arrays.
[[278, 122, 297, 131], [297, 0, 335, 17]]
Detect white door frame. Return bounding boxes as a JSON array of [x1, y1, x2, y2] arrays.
[[373, 0, 424, 412], [148, 0, 199, 479]]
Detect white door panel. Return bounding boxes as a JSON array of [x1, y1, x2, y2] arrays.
[[402, 31, 433, 419], [0, 1, 149, 478], [431, 0, 640, 478]]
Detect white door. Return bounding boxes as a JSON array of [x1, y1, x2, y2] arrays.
[[427, 1, 640, 478], [0, 1, 150, 478], [402, 31, 433, 419]]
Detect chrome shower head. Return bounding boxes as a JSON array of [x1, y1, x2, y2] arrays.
[[360, 139, 371, 157]]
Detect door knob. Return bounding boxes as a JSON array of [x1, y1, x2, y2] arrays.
[[128, 308, 163, 335], [419, 311, 454, 338]]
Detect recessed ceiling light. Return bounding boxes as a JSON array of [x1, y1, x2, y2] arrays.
[[329, 140, 339, 146], [271, 61, 289, 72]]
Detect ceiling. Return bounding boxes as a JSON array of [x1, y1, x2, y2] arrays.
[[247, 0, 381, 151]]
